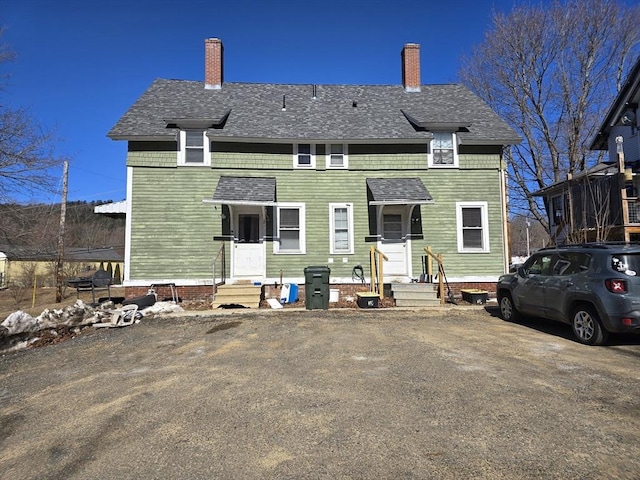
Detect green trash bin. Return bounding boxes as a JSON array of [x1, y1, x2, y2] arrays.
[[304, 266, 331, 310]]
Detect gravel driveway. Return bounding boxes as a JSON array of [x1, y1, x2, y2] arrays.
[[1, 306, 639, 479]]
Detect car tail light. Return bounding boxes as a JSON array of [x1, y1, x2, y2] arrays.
[[605, 278, 628, 294]]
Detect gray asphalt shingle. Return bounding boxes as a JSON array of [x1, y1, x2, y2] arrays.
[[366, 178, 433, 203], [108, 79, 520, 145], [212, 176, 277, 203]]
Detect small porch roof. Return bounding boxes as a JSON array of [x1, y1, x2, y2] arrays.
[[207, 176, 277, 206], [366, 177, 434, 206]]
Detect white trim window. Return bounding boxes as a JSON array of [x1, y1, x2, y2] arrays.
[[294, 143, 315, 168], [456, 201, 490, 253], [178, 130, 211, 166], [329, 203, 354, 254], [428, 132, 458, 168], [326, 143, 348, 169], [275, 203, 306, 254]]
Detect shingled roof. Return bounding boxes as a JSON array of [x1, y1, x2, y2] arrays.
[[212, 176, 277, 205], [0, 245, 123, 262], [366, 178, 433, 205], [108, 79, 521, 145]]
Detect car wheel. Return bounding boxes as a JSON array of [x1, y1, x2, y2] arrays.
[[498, 293, 519, 322], [571, 305, 608, 346]]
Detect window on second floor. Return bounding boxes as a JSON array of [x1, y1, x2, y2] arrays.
[[178, 129, 211, 166], [294, 144, 315, 168], [456, 201, 489, 253], [428, 132, 458, 168], [326, 143, 348, 169]]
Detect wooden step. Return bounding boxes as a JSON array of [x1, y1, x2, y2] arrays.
[[212, 284, 262, 309]]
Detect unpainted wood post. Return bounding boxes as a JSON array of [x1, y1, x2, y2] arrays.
[[438, 253, 444, 306]]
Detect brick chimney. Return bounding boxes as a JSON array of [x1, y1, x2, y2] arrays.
[[205, 38, 223, 90], [402, 43, 421, 92]]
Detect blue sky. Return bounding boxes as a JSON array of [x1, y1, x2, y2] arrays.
[[2, 0, 524, 204]]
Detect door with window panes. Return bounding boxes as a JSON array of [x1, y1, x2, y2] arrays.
[[379, 207, 408, 276], [232, 208, 265, 278]]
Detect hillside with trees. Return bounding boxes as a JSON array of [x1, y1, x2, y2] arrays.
[[0, 201, 125, 255]]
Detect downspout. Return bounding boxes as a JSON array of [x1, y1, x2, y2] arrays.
[[499, 164, 509, 273], [377, 206, 384, 242], [124, 166, 133, 284]]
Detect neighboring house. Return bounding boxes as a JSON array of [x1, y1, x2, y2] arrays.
[[0, 245, 123, 288], [107, 38, 520, 300], [534, 56, 640, 243]]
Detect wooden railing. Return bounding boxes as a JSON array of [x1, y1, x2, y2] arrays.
[[369, 246, 388, 298], [212, 242, 226, 300], [424, 246, 445, 306]]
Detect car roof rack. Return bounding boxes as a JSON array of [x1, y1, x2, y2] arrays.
[[538, 241, 640, 251]]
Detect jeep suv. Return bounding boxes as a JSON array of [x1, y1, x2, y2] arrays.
[[496, 243, 640, 345]]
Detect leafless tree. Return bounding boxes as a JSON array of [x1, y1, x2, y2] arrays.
[[565, 173, 615, 243], [459, 0, 640, 229], [508, 215, 548, 257], [0, 28, 64, 203]]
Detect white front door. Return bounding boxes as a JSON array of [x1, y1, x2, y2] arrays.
[[232, 211, 265, 279], [379, 208, 408, 277]]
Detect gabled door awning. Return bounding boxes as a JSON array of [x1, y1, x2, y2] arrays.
[[205, 176, 277, 206], [366, 177, 434, 206]]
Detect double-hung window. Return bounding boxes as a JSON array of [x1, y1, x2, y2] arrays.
[[329, 203, 354, 254], [326, 143, 348, 169], [295, 144, 315, 168], [456, 202, 489, 252], [429, 132, 458, 167], [178, 129, 211, 166], [275, 203, 306, 254]]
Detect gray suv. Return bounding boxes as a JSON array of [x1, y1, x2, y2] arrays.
[[497, 243, 640, 345]]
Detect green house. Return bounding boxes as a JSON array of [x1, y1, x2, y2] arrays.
[[107, 38, 520, 301]]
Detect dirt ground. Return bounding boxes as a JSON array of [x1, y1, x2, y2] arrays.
[[1, 307, 639, 479]]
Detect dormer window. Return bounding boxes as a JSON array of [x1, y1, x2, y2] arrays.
[[428, 132, 458, 168], [178, 130, 211, 166]]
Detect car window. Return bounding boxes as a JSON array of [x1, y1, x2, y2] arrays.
[[553, 252, 591, 275], [527, 254, 553, 275], [611, 254, 640, 276]]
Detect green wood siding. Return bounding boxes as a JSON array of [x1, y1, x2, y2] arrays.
[[126, 142, 505, 282], [129, 167, 218, 279], [411, 168, 505, 279]]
